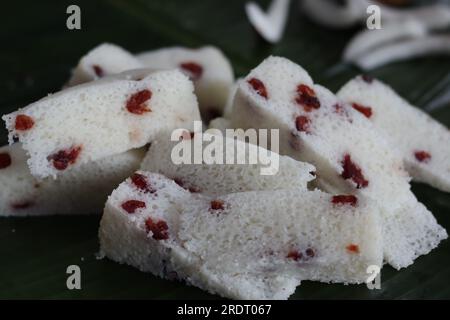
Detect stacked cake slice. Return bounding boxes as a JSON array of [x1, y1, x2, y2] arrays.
[[338, 75, 450, 193], [99, 171, 383, 299], [228, 56, 447, 269], [0, 144, 144, 216]]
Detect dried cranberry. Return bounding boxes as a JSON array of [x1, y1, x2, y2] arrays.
[[180, 62, 203, 81], [131, 173, 156, 193], [346, 244, 360, 254], [295, 115, 311, 133], [332, 195, 358, 206], [341, 154, 369, 189], [247, 78, 268, 99], [414, 150, 431, 163], [93, 65, 104, 77], [352, 103, 372, 118], [210, 199, 225, 211], [48, 146, 82, 171], [145, 217, 169, 240], [361, 74, 373, 83], [15, 114, 34, 131], [126, 89, 152, 114], [287, 250, 303, 261], [0, 153, 12, 169], [295, 84, 320, 112], [121, 200, 146, 214]]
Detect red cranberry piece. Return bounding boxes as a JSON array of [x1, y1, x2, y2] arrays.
[[295, 84, 320, 112], [332, 195, 358, 206], [346, 244, 360, 254], [15, 114, 34, 131], [121, 200, 146, 214], [48, 146, 82, 171], [126, 89, 152, 115], [0, 153, 12, 169], [180, 62, 203, 81], [11, 201, 34, 210], [295, 115, 311, 133], [131, 173, 156, 193], [414, 150, 431, 163], [351, 103, 372, 118], [341, 154, 369, 189], [92, 65, 104, 77], [210, 199, 225, 211], [361, 74, 373, 83], [145, 217, 169, 240], [287, 250, 303, 261], [247, 78, 268, 99]]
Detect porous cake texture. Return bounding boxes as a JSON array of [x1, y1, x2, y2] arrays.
[[229, 56, 447, 269], [0, 143, 144, 216]]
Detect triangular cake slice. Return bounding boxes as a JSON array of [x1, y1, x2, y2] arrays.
[[338, 75, 450, 193], [229, 56, 447, 269], [0, 143, 144, 216], [2, 69, 200, 178], [99, 172, 383, 300], [140, 131, 316, 194]]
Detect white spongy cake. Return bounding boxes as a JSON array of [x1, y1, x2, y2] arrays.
[[337, 76, 450, 193], [99, 172, 382, 300], [2, 69, 201, 178], [229, 56, 447, 269], [137, 46, 234, 119], [140, 131, 316, 194], [0, 143, 145, 216], [66, 43, 144, 87]]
